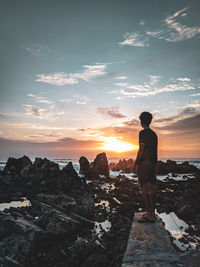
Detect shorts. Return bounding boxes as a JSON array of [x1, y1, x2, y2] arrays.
[[137, 160, 156, 185]]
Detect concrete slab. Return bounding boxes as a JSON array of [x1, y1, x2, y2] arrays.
[[122, 212, 183, 267]]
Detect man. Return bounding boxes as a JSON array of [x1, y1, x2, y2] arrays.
[[133, 111, 158, 222]]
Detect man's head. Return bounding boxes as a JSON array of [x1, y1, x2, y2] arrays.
[[139, 111, 153, 128]]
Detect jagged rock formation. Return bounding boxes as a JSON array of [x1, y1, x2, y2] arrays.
[[92, 152, 109, 178], [79, 156, 90, 177], [79, 152, 109, 179], [4, 155, 32, 174]]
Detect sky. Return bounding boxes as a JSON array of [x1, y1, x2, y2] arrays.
[[0, 0, 200, 159]]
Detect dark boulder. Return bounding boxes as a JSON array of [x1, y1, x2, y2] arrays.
[[59, 162, 85, 192], [4, 155, 32, 174], [62, 162, 78, 178], [36, 209, 81, 234], [79, 156, 90, 177], [91, 152, 109, 178]]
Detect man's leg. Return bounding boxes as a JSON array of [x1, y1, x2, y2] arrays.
[[140, 183, 151, 217], [147, 182, 157, 219]]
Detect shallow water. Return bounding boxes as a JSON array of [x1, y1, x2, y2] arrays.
[[100, 182, 116, 193], [0, 197, 31, 211], [156, 210, 199, 252], [94, 220, 112, 239], [95, 200, 110, 212]]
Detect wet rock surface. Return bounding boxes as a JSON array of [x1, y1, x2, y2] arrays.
[[0, 155, 138, 267], [156, 175, 200, 225], [0, 155, 200, 266], [155, 173, 200, 266]]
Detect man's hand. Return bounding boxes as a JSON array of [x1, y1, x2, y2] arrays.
[[133, 164, 138, 174]]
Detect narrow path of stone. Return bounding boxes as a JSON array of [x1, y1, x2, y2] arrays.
[[122, 212, 183, 267]]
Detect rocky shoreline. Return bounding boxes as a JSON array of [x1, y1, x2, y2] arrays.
[[0, 154, 200, 266]]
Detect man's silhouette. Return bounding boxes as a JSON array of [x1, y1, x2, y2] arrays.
[[133, 112, 158, 222]]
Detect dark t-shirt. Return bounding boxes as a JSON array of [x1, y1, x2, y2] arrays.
[[139, 128, 158, 163]]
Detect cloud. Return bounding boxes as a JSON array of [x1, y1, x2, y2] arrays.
[[153, 101, 200, 131], [114, 82, 129, 87], [163, 7, 200, 42], [119, 33, 149, 47], [0, 114, 12, 121], [147, 7, 200, 42], [97, 106, 126, 119], [149, 75, 162, 86], [36, 63, 108, 86], [36, 73, 79, 86], [157, 112, 200, 132], [0, 136, 104, 158], [24, 45, 48, 56], [74, 95, 91, 105], [23, 105, 50, 118], [123, 118, 139, 127], [140, 20, 145, 26], [121, 7, 200, 48], [191, 93, 200, 96], [112, 76, 194, 99], [177, 77, 191, 82], [60, 94, 91, 105], [115, 76, 127, 80], [28, 94, 52, 104], [23, 105, 65, 120], [77, 64, 108, 81]]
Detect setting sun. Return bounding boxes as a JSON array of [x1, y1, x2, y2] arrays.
[[100, 137, 138, 153]]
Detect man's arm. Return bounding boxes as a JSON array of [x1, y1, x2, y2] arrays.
[[133, 143, 144, 173]]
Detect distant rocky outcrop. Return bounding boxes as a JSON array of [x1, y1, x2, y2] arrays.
[[109, 159, 134, 173], [156, 160, 199, 175], [79, 152, 109, 179], [109, 158, 199, 175]]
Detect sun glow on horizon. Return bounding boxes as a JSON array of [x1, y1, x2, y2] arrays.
[[100, 137, 138, 153]]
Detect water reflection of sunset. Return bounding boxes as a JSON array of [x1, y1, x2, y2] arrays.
[[100, 137, 138, 153]]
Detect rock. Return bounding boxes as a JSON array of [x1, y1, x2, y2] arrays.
[[177, 204, 194, 220], [156, 160, 199, 175], [84, 253, 108, 267], [110, 158, 199, 175], [37, 209, 81, 234], [109, 159, 134, 173], [0, 211, 42, 264], [4, 155, 32, 174], [20, 163, 32, 176], [79, 156, 90, 177], [40, 161, 59, 179], [33, 157, 50, 169], [59, 162, 83, 190], [62, 162, 78, 177], [91, 152, 109, 178]]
